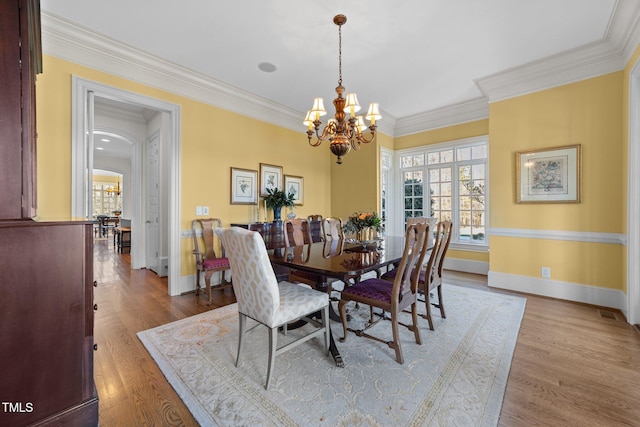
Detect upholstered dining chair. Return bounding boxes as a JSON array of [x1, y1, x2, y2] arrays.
[[307, 214, 323, 222], [283, 218, 318, 286], [215, 226, 330, 390], [338, 222, 431, 364], [192, 218, 232, 305], [321, 217, 344, 241]]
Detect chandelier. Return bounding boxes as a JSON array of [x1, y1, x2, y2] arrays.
[[304, 14, 381, 165], [106, 179, 121, 196]]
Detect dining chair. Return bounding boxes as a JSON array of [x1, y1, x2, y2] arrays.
[[307, 214, 323, 222], [192, 218, 232, 305], [420, 220, 453, 330], [321, 217, 344, 241], [337, 222, 431, 364], [215, 226, 330, 390], [283, 218, 318, 286]]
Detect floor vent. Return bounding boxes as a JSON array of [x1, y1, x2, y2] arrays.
[[597, 309, 618, 320]]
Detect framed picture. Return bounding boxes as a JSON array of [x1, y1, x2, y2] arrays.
[[284, 175, 304, 205], [259, 163, 283, 196], [230, 167, 258, 205], [516, 144, 581, 203]]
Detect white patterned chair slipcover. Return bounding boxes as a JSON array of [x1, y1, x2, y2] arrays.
[[215, 226, 330, 390]]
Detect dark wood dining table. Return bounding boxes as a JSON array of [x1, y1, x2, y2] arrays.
[[268, 236, 409, 367]]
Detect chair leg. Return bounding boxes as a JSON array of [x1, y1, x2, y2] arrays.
[[410, 303, 422, 345], [389, 310, 404, 364], [195, 269, 201, 296], [338, 299, 349, 342], [322, 305, 330, 355], [236, 314, 246, 367], [265, 326, 278, 390], [424, 294, 434, 331], [205, 272, 213, 305], [437, 285, 446, 319]]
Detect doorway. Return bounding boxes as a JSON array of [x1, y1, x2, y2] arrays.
[[71, 77, 182, 296]]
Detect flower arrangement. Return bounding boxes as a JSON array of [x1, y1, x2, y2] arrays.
[[343, 211, 383, 239]]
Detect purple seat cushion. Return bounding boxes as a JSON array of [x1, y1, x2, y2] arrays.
[[202, 257, 230, 270], [381, 267, 425, 283], [341, 278, 394, 304]]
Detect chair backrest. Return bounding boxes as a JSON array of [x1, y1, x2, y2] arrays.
[[307, 214, 323, 222], [322, 238, 344, 258], [425, 220, 453, 289], [284, 218, 312, 247], [393, 222, 431, 299], [192, 218, 224, 262], [322, 217, 344, 241], [216, 227, 280, 324]]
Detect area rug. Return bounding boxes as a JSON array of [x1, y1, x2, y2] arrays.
[[138, 284, 526, 426]]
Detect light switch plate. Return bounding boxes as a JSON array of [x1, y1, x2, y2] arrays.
[[196, 206, 203, 215]]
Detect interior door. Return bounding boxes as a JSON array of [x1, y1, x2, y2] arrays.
[[145, 133, 160, 271]]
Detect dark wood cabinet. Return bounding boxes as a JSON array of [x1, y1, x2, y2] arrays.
[[0, 2, 98, 426], [0, 221, 98, 427], [0, 0, 41, 220]]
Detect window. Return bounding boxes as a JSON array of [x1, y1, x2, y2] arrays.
[[380, 148, 392, 233], [92, 182, 121, 217], [398, 137, 488, 246]]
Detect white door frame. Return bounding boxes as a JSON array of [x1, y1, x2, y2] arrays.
[[628, 61, 640, 325], [71, 76, 182, 296]]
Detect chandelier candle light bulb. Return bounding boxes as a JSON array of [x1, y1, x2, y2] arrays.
[[304, 14, 381, 164]]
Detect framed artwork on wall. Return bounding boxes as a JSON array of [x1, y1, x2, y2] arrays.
[[516, 144, 581, 203], [259, 163, 283, 196], [230, 167, 258, 205], [284, 175, 304, 205]]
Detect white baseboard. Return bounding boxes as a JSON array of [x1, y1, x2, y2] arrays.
[[488, 271, 626, 312], [444, 258, 489, 275]]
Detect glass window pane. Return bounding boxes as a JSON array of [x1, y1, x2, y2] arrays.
[[459, 165, 471, 180], [441, 197, 452, 210], [472, 164, 485, 178], [457, 147, 470, 161], [430, 183, 440, 196], [441, 182, 452, 196], [401, 155, 413, 168], [441, 149, 454, 163], [460, 196, 471, 210], [413, 154, 425, 166], [441, 167, 452, 182], [427, 152, 439, 164], [472, 145, 487, 159]]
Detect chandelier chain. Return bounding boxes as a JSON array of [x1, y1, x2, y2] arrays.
[[338, 23, 342, 86]]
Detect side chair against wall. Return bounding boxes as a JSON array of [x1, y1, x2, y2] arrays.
[[307, 214, 323, 222], [283, 218, 319, 287], [191, 218, 231, 305], [216, 227, 330, 390], [338, 222, 431, 364]]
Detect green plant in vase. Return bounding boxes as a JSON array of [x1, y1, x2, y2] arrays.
[[263, 188, 295, 222], [343, 211, 383, 240]]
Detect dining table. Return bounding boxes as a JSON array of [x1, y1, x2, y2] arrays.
[[268, 235, 411, 367]]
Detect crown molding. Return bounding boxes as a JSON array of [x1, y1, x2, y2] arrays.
[[394, 97, 489, 137], [41, 12, 303, 133], [475, 39, 625, 104], [42, 2, 640, 137]]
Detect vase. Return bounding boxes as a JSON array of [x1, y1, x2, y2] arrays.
[[273, 205, 282, 222], [357, 227, 374, 241]]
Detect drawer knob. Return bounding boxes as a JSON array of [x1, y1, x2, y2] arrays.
[[93, 281, 98, 287], [93, 343, 98, 351], [93, 304, 98, 311]]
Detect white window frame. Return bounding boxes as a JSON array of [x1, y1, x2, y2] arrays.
[[388, 136, 489, 252]]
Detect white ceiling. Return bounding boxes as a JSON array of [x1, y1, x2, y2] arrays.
[[41, 0, 636, 133]]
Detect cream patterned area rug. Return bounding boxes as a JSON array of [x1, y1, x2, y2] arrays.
[[138, 284, 526, 426]]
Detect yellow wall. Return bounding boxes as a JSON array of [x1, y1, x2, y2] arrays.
[[489, 72, 624, 289], [36, 55, 333, 277]]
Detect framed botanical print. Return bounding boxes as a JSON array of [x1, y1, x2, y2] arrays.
[[284, 175, 304, 205], [230, 167, 258, 205], [259, 163, 283, 196], [516, 144, 581, 203]]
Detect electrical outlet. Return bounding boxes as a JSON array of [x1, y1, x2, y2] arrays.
[[203, 206, 209, 215], [541, 267, 551, 279], [195, 206, 203, 215]]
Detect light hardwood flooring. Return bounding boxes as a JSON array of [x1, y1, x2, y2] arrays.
[[93, 239, 640, 426]]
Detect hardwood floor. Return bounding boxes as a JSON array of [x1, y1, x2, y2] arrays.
[[93, 239, 640, 426]]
